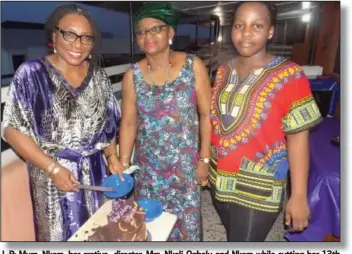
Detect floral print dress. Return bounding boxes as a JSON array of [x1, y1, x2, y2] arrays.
[[131, 54, 201, 241]]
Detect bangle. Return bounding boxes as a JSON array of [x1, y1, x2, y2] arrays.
[[120, 156, 130, 167], [122, 162, 130, 167], [49, 166, 61, 176], [122, 161, 130, 167], [121, 158, 130, 167], [47, 161, 61, 176], [47, 161, 56, 175]]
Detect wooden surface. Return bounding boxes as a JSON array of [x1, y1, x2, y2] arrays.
[[314, 2, 340, 74]]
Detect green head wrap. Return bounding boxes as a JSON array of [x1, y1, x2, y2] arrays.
[[134, 2, 179, 32]]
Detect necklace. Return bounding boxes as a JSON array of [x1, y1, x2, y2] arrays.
[[147, 63, 171, 87], [147, 51, 173, 87]]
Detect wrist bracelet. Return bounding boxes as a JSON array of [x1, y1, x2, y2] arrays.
[[47, 161, 61, 176], [121, 158, 130, 167], [49, 166, 61, 176], [122, 162, 130, 167], [198, 156, 210, 164], [47, 162, 56, 175]]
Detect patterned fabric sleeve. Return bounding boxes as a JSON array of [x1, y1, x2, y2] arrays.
[[2, 64, 34, 141], [282, 71, 322, 134], [101, 68, 121, 138]]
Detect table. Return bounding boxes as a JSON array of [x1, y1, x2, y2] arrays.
[[285, 117, 340, 241], [68, 200, 177, 241], [309, 78, 339, 116]]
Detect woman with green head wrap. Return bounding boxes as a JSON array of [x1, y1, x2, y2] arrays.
[[117, 2, 212, 241]]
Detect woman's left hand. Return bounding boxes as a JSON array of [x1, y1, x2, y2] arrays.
[[107, 154, 125, 181], [196, 161, 209, 186], [284, 195, 310, 232]]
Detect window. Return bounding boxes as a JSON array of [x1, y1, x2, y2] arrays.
[[12, 55, 26, 72]]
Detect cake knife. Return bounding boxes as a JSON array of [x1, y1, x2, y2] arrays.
[[74, 184, 114, 192]]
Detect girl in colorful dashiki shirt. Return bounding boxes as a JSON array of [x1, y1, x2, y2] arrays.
[[117, 3, 212, 241], [2, 5, 121, 241], [209, 2, 322, 241]]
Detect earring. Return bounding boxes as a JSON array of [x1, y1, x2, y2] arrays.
[[169, 39, 172, 45], [53, 48, 57, 54], [88, 54, 91, 59]]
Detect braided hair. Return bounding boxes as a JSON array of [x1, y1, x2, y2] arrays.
[[232, 2, 278, 27]]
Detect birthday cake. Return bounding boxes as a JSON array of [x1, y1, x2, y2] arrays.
[[88, 199, 147, 241]]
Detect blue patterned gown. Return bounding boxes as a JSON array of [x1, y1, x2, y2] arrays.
[[2, 58, 120, 241], [131, 54, 201, 241]]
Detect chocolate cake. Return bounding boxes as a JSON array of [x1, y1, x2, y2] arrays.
[[88, 199, 147, 241]]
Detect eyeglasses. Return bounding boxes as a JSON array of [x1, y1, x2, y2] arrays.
[[55, 26, 95, 45], [135, 25, 168, 38]]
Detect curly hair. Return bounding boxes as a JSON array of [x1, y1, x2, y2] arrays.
[[134, 2, 179, 32], [232, 2, 278, 27], [44, 4, 102, 68]]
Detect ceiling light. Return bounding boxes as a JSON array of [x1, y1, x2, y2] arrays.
[[302, 13, 311, 22], [213, 6, 222, 12], [302, 2, 311, 9]]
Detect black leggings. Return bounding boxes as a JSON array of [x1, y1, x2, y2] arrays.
[[211, 190, 282, 241]]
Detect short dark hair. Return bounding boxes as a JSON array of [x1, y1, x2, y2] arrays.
[[44, 4, 102, 68], [232, 2, 278, 27]]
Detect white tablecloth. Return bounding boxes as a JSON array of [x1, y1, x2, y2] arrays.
[[68, 200, 177, 241]]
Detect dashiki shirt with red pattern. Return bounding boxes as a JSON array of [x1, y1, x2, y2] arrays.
[[209, 56, 322, 213]]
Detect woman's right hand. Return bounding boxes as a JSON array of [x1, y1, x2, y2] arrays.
[[49, 165, 79, 192], [107, 154, 126, 181]]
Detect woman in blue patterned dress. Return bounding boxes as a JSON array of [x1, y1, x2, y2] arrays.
[[118, 3, 212, 241], [2, 4, 121, 241]]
